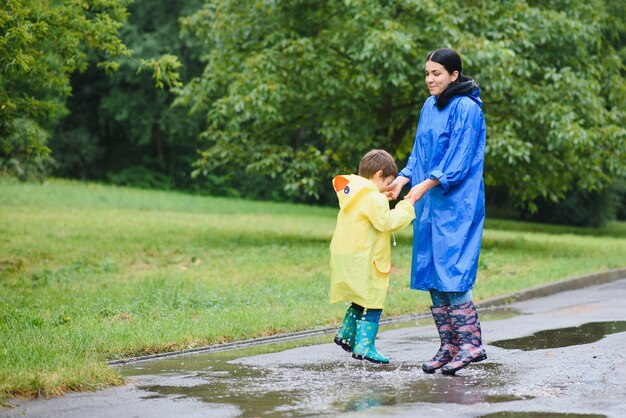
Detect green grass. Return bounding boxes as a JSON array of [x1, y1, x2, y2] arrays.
[[1, 178, 625, 402]]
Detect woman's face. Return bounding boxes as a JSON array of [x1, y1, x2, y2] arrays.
[[425, 60, 458, 97]]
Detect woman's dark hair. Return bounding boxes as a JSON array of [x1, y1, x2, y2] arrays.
[[426, 48, 463, 77]]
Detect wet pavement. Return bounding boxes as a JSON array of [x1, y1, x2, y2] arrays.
[[3, 277, 626, 418]]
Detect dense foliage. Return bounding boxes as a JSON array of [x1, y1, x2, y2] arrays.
[[179, 0, 626, 211], [50, 0, 205, 189], [0, 0, 131, 179], [0, 0, 191, 185], [2, 0, 625, 224]]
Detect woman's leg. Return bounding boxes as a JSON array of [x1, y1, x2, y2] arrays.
[[429, 289, 450, 307], [448, 290, 473, 306], [423, 290, 458, 373], [442, 292, 487, 375]]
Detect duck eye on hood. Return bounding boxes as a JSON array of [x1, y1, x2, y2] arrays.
[[333, 175, 378, 210]]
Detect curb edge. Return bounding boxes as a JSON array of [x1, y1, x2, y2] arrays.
[[108, 267, 626, 366]]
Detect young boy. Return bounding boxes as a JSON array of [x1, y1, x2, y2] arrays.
[[330, 149, 417, 364]]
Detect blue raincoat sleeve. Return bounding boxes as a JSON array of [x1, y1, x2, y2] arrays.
[[399, 103, 429, 180], [428, 100, 484, 193], [399, 140, 417, 180], [399, 139, 418, 180]]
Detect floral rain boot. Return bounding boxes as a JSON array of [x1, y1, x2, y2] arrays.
[[422, 305, 460, 374], [334, 306, 360, 352], [352, 320, 389, 364], [441, 301, 487, 375]]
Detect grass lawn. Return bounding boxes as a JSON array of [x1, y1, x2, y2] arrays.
[[1, 178, 625, 402]]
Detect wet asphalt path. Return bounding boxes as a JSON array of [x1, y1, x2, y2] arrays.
[[3, 277, 626, 418]]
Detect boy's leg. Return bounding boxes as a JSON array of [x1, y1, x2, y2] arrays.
[[352, 308, 388, 364], [334, 303, 362, 352], [362, 307, 382, 323]]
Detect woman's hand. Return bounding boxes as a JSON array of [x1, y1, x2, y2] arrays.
[[385, 176, 409, 200], [404, 184, 427, 203], [404, 178, 440, 203]]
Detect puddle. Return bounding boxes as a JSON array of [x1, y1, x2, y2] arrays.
[[116, 315, 624, 416], [119, 333, 515, 417], [490, 321, 626, 351], [133, 361, 516, 417], [114, 307, 552, 416], [480, 412, 606, 418]]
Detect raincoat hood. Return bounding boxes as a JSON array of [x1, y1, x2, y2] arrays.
[[332, 175, 380, 210], [435, 76, 482, 110], [466, 87, 482, 107]]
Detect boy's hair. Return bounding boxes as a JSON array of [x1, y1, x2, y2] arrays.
[[358, 149, 398, 178]]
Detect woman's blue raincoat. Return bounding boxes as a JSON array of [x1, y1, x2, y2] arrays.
[[399, 89, 486, 292]]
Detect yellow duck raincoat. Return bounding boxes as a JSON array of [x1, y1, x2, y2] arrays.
[[330, 175, 415, 309]]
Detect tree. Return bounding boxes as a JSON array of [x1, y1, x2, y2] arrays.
[[0, 0, 184, 181], [468, 0, 626, 210], [0, 0, 131, 179], [178, 0, 626, 208], [50, 0, 205, 189]]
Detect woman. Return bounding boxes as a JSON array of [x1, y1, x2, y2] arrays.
[[386, 48, 487, 375]]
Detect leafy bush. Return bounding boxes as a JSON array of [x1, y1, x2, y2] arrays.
[[487, 180, 626, 227], [49, 127, 103, 179], [107, 166, 173, 190], [0, 119, 53, 181]]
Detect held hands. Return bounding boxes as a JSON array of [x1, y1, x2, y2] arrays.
[[403, 184, 427, 205], [402, 178, 440, 205], [384, 183, 401, 200], [385, 177, 439, 205], [385, 177, 409, 200]]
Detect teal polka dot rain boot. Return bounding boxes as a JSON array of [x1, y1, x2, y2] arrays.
[[334, 306, 360, 352], [352, 320, 389, 364]]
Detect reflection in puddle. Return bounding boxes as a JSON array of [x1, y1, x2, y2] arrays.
[[336, 363, 530, 413], [136, 361, 519, 417], [121, 340, 515, 418], [480, 412, 606, 418], [490, 321, 626, 351]]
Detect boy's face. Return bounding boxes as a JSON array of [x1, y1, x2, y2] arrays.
[[372, 171, 395, 192]]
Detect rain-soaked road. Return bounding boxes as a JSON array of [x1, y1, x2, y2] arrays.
[[4, 276, 626, 418]]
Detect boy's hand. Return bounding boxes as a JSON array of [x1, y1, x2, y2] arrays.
[[386, 177, 409, 200], [404, 191, 419, 205], [404, 184, 425, 205]]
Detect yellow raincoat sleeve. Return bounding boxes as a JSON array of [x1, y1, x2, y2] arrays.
[[363, 193, 416, 233]]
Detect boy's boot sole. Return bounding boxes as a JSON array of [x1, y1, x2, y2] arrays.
[[351, 320, 390, 364]]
